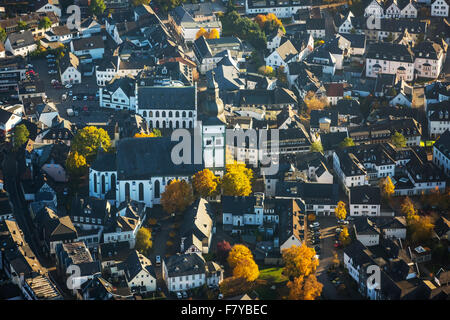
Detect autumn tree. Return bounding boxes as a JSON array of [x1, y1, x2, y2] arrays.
[[208, 28, 220, 39], [409, 216, 434, 243], [334, 201, 347, 220], [12, 124, 29, 151], [282, 243, 319, 279], [283, 244, 323, 300], [134, 128, 162, 138], [216, 240, 232, 263], [257, 65, 274, 76], [233, 257, 259, 281], [196, 27, 208, 40], [66, 151, 88, 177], [227, 244, 254, 269], [227, 244, 259, 282], [276, 65, 288, 85], [380, 176, 395, 198], [401, 197, 417, 222], [310, 141, 323, 153], [135, 227, 152, 254], [339, 137, 355, 148], [287, 274, 323, 300], [391, 131, 407, 148], [303, 91, 328, 114], [192, 169, 219, 198], [72, 126, 111, 163], [339, 227, 351, 246], [160, 179, 194, 215], [222, 162, 253, 196]]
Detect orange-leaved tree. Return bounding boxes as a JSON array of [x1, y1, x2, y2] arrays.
[[282, 243, 322, 300], [160, 179, 194, 215], [227, 244, 259, 282], [287, 274, 323, 300]]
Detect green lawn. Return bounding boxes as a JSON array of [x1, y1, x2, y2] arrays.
[[254, 268, 289, 299], [258, 267, 288, 284]]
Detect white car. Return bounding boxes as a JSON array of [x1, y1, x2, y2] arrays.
[[65, 84, 72, 89], [83, 96, 88, 101], [176, 292, 182, 299], [155, 255, 161, 266], [72, 96, 77, 101]]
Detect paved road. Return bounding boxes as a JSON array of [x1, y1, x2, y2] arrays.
[[313, 217, 343, 299]]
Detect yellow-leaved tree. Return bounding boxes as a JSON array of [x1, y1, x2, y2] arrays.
[[227, 244, 259, 282], [192, 169, 220, 198], [208, 28, 220, 39], [334, 201, 347, 220], [401, 197, 417, 222], [339, 227, 351, 246], [409, 216, 434, 243], [282, 243, 319, 279], [221, 162, 253, 196], [66, 151, 88, 177], [195, 27, 208, 39], [380, 176, 395, 198], [135, 227, 152, 254], [72, 126, 111, 163], [160, 179, 194, 215]]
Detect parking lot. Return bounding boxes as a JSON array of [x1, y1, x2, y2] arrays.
[[29, 55, 116, 125], [306, 216, 361, 299]]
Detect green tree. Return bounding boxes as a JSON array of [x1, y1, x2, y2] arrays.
[[310, 141, 323, 153], [66, 151, 88, 177], [339, 137, 355, 148], [39, 17, 52, 30], [12, 124, 29, 151], [386, 33, 394, 42], [18, 20, 28, 30], [0, 27, 6, 42], [89, 0, 106, 16], [135, 227, 152, 254], [72, 126, 111, 163], [391, 131, 406, 148]]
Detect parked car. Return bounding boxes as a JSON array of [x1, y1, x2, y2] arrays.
[[48, 70, 57, 74], [83, 96, 88, 101], [68, 91, 73, 96], [46, 54, 55, 58], [65, 84, 72, 89], [347, 216, 355, 221], [182, 291, 188, 299], [155, 255, 161, 266], [176, 292, 182, 299], [73, 96, 77, 101], [312, 222, 320, 228]]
